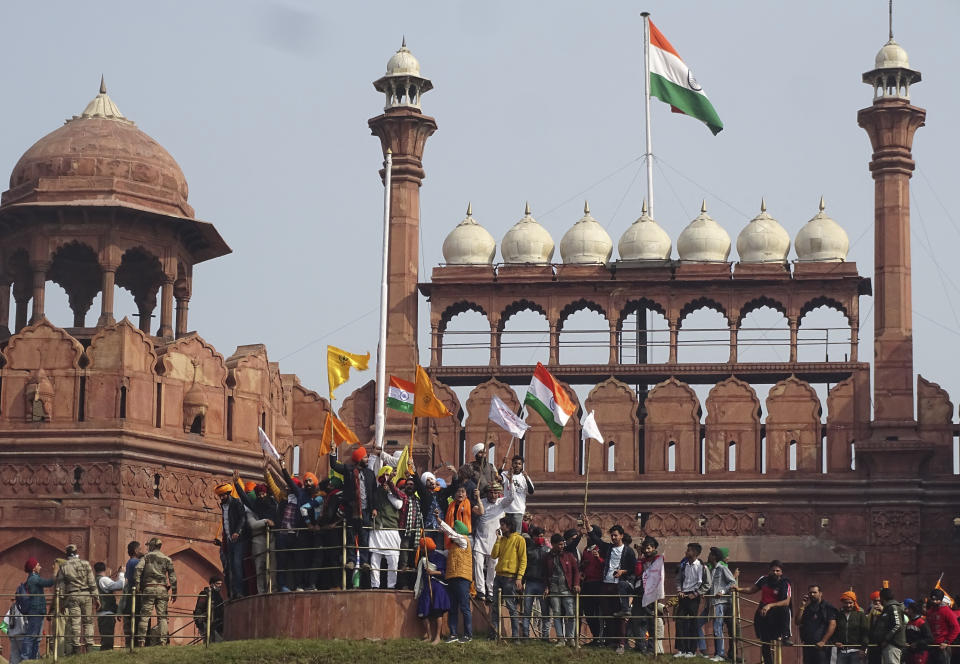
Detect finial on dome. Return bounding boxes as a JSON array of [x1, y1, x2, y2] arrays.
[[760, 198, 767, 213], [889, 0, 893, 40], [99, 74, 106, 95], [641, 200, 648, 215], [584, 200, 590, 215], [819, 196, 826, 212], [701, 200, 707, 214], [402, 35, 407, 48], [525, 201, 531, 216], [466, 202, 472, 216]]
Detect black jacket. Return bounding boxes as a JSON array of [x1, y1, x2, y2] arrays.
[[220, 497, 248, 544], [329, 458, 377, 518], [586, 525, 636, 582]]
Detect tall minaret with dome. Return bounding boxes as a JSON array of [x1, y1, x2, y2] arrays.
[[857, 28, 924, 430]]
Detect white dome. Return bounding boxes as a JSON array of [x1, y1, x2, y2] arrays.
[[736, 200, 791, 263], [795, 197, 849, 262], [677, 201, 731, 262], [501, 203, 555, 264], [442, 203, 496, 265], [618, 201, 672, 261], [875, 38, 910, 69], [385, 40, 421, 76], [559, 202, 613, 264]]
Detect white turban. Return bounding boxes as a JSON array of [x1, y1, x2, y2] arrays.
[[421, 471, 436, 484], [471, 443, 485, 457]]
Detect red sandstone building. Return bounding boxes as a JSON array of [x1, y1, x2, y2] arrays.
[[0, 25, 955, 624]]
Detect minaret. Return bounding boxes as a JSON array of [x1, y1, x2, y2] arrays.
[[857, 32, 924, 427], [368, 40, 437, 392]]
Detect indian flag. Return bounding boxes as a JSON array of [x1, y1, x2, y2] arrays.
[[387, 376, 415, 413], [524, 363, 576, 438], [648, 18, 723, 135]]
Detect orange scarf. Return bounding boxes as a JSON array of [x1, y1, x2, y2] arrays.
[[444, 499, 472, 548]]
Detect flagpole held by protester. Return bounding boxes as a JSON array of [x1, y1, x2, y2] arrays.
[[488, 394, 531, 469], [580, 410, 605, 516], [374, 149, 393, 449]]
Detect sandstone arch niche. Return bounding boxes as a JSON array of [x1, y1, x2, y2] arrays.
[[644, 378, 701, 474], [766, 376, 822, 473], [705, 377, 761, 474]]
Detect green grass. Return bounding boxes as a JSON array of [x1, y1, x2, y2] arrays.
[[76, 638, 663, 663]]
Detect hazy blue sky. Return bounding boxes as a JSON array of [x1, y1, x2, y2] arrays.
[[1, 1, 958, 422]]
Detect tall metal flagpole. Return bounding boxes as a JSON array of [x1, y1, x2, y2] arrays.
[[374, 149, 392, 449], [641, 11, 654, 216]]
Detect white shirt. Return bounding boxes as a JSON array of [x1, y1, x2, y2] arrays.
[[472, 497, 508, 556], [500, 471, 534, 514], [96, 573, 125, 616], [367, 449, 403, 476], [604, 544, 624, 584]]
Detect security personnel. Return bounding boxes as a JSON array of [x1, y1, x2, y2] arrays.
[[133, 537, 177, 646], [55, 543, 98, 654]]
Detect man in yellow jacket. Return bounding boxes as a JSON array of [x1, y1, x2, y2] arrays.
[[490, 516, 526, 640]]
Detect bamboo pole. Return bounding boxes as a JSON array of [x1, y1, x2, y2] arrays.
[[204, 586, 212, 647], [582, 438, 592, 516]]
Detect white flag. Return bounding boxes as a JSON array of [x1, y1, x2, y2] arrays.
[[488, 395, 530, 438], [258, 427, 281, 461], [581, 410, 604, 444]]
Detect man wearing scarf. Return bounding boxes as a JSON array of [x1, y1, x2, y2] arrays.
[[444, 484, 473, 549], [412, 467, 458, 549], [706, 546, 737, 661], [834, 590, 869, 664], [396, 479, 423, 585], [440, 519, 474, 643], [214, 483, 247, 598], [330, 447, 377, 571]]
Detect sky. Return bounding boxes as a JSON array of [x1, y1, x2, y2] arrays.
[[1, 1, 958, 428]]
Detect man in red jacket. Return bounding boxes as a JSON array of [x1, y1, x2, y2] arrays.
[[926, 589, 960, 664]]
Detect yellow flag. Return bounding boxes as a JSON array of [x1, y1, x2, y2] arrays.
[[327, 346, 370, 400], [413, 365, 452, 418], [319, 411, 360, 456], [394, 444, 415, 479]]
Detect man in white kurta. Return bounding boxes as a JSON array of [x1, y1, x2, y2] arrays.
[[470, 482, 508, 600]]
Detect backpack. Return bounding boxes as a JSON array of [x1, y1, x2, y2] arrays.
[[15, 581, 29, 615], [6, 602, 25, 636]]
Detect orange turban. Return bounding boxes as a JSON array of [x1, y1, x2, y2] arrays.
[[870, 590, 881, 601], [840, 591, 861, 611], [214, 483, 233, 496], [243, 480, 256, 493], [303, 472, 319, 486], [416, 536, 436, 562], [351, 447, 367, 463]]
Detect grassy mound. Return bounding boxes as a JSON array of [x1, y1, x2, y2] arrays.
[[77, 638, 661, 663]]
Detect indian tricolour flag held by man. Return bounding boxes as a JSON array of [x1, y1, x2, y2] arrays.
[[524, 362, 576, 439], [648, 17, 723, 135], [386, 375, 415, 414]]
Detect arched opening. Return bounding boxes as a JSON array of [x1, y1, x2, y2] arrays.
[[7, 249, 32, 332], [679, 305, 729, 363], [48, 242, 101, 328], [728, 441, 736, 471], [789, 439, 798, 471], [116, 247, 165, 334], [119, 386, 127, 419], [441, 310, 490, 366], [547, 442, 556, 473], [606, 441, 616, 472], [667, 441, 676, 472], [798, 304, 851, 362], [500, 306, 549, 366], [559, 307, 609, 365], [738, 305, 790, 363], [619, 306, 670, 364], [190, 414, 204, 435]]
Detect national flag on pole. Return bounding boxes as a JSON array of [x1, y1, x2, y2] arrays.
[[319, 411, 360, 456], [489, 395, 530, 438], [524, 362, 576, 438], [387, 376, 415, 414], [258, 427, 281, 461], [581, 410, 604, 444], [648, 18, 723, 135], [414, 365, 452, 418], [327, 346, 370, 400]]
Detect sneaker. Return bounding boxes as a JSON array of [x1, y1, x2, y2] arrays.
[[675, 653, 688, 658], [295, 587, 304, 592], [459, 636, 472, 643], [444, 635, 459, 644], [616, 644, 625, 655], [304, 586, 316, 591]]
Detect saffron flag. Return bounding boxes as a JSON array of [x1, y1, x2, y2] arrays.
[[524, 362, 576, 438], [327, 346, 370, 400], [648, 18, 723, 135], [319, 411, 360, 456], [935, 573, 955, 607], [581, 410, 604, 444], [414, 365, 452, 418], [387, 376, 415, 414], [258, 427, 281, 461], [489, 395, 530, 438]]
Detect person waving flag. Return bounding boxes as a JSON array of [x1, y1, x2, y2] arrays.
[[524, 363, 575, 438]]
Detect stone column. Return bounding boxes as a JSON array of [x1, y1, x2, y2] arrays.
[[98, 266, 116, 327], [548, 321, 560, 365], [850, 322, 859, 362], [668, 321, 679, 364], [29, 263, 48, 324], [608, 320, 619, 365], [489, 316, 501, 366], [0, 282, 10, 337], [175, 295, 190, 338], [728, 322, 738, 364], [430, 323, 441, 366], [14, 293, 29, 332], [157, 278, 174, 340], [789, 317, 799, 363]]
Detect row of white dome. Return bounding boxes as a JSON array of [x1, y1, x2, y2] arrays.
[[442, 198, 849, 265]]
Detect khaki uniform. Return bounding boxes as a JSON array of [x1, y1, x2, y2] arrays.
[[55, 556, 97, 650], [133, 550, 177, 645]]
